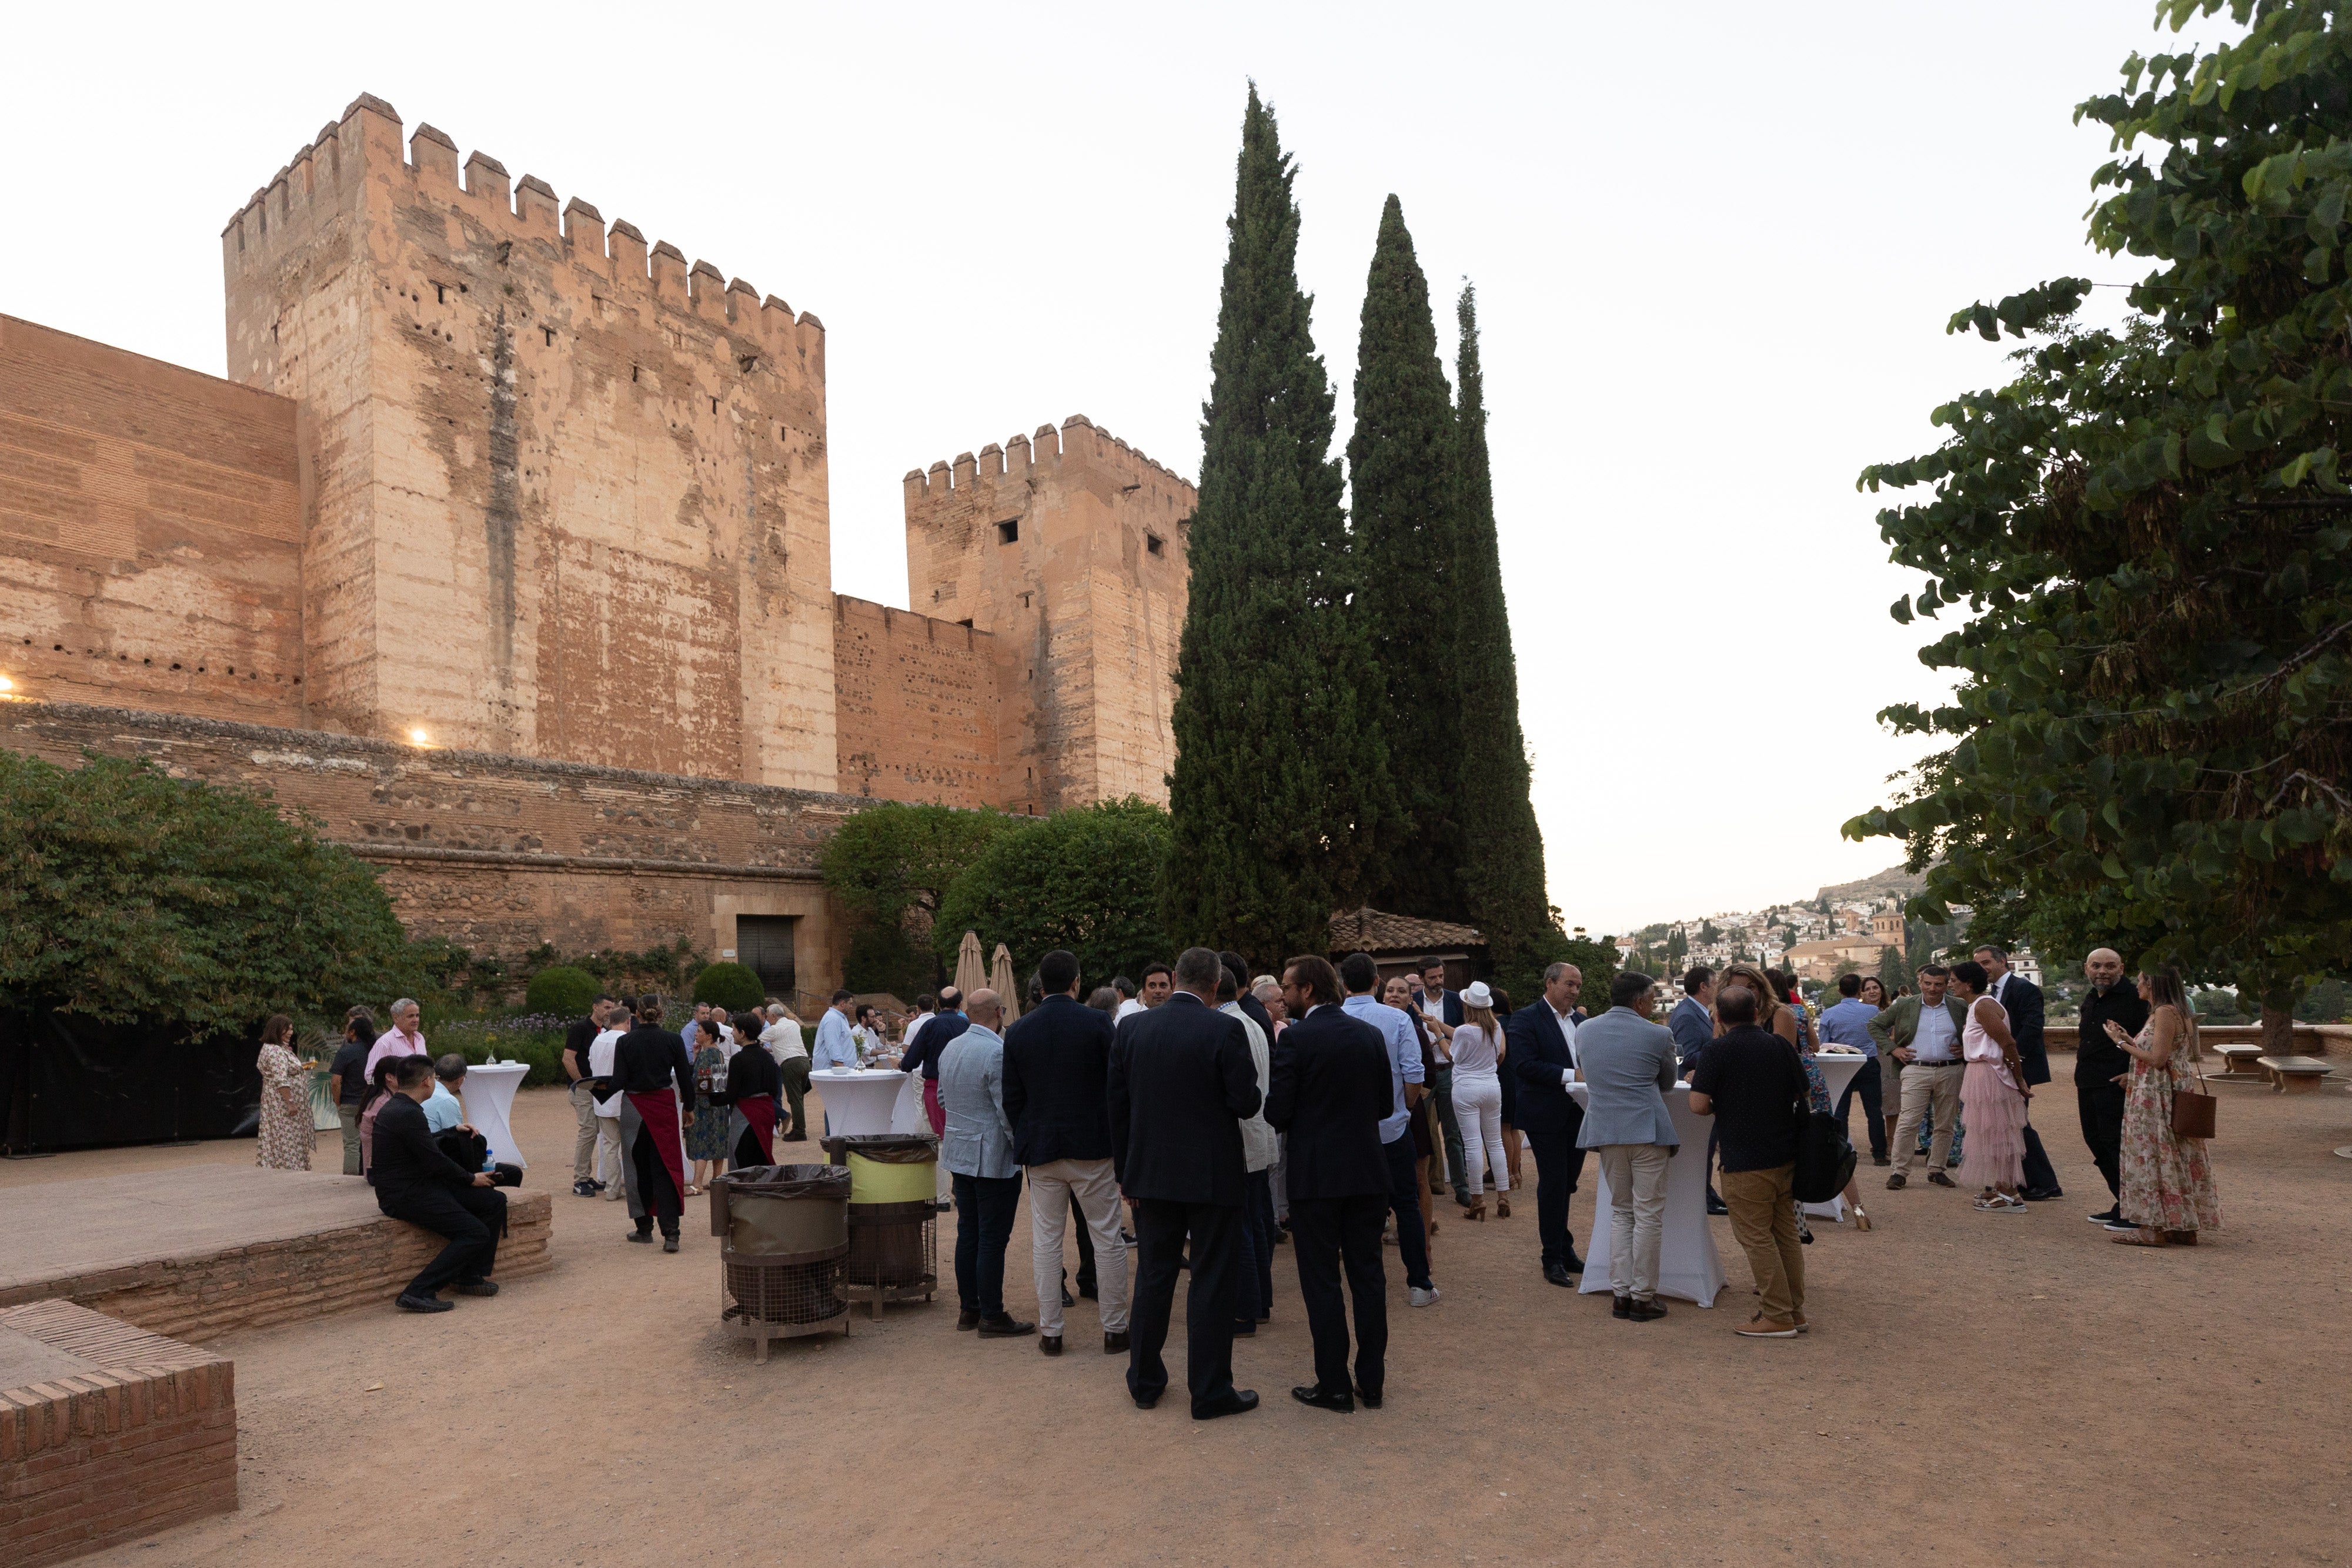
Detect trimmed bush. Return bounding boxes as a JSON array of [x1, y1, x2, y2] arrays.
[[524, 964, 600, 1019], [693, 961, 764, 1013]]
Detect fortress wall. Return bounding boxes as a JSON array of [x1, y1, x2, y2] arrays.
[[0, 316, 306, 727], [831, 594, 1016, 810]]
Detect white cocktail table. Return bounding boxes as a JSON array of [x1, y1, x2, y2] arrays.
[[1569, 1081, 1726, 1307], [811, 1068, 910, 1138], [1806, 1053, 1868, 1219], [459, 1062, 530, 1167]]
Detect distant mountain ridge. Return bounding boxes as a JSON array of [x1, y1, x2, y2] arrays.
[[1814, 863, 1933, 905]]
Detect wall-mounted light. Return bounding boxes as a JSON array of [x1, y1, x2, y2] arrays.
[[407, 727, 431, 746], [0, 674, 14, 693]]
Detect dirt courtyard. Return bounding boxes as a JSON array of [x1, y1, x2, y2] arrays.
[[6, 1055, 2347, 1567]]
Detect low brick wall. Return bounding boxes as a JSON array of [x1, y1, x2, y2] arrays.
[[0, 1191, 552, 1345], [0, 1300, 238, 1567]]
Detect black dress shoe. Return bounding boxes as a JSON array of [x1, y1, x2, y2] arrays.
[[2020, 1186, 2063, 1202], [957, 1309, 980, 1331], [1292, 1383, 1354, 1413], [626, 1229, 654, 1243], [397, 1291, 453, 1313], [1871, 1155, 1891, 1166], [1232, 1321, 1257, 1336], [1562, 1252, 1585, 1274], [1631, 1298, 1669, 1322], [1061, 1285, 1075, 1308], [1612, 1293, 1632, 1319], [977, 1314, 1035, 1338], [1104, 1330, 1130, 1355], [1544, 1262, 1576, 1288], [1132, 1390, 1160, 1410], [1706, 1197, 1730, 1216], [662, 1235, 680, 1252], [1078, 1280, 1099, 1300], [1039, 1335, 1063, 1356], [1927, 1169, 1958, 1188], [454, 1279, 499, 1297], [1352, 1383, 1382, 1409], [1192, 1389, 1259, 1420]]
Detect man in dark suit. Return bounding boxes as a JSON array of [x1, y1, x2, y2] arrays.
[[1266, 955, 1392, 1414], [1667, 967, 1726, 1212], [1003, 948, 1129, 1356], [1415, 957, 1470, 1211], [372, 1055, 507, 1313], [1107, 946, 1264, 1419], [1509, 961, 1589, 1286], [1975, 944, 2062, 1201]]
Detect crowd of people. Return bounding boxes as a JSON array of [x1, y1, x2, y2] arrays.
[[252, 935, 2224, 1346]]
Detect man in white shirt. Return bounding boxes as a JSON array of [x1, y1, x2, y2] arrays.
[[901, 995, 937, 1056], [1338, 952, 1438, 1308], [1112, 977, 1145, 1022], [1877, 966, 1970, 1189], [1219, 965, 1278, 1334], [759, 1004, 810, 1141]]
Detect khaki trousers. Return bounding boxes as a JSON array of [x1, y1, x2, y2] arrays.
[[1026, 1158, 1130, 1336], [1595, 1143, 1671, 1302], [1890, 1061, 1963, 1175], [569, 1081, 600, 1182], [1722, 1164, 1804, 1322], [338, 1104, 363, 1176]]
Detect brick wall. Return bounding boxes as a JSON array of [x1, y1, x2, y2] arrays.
[[831, 594, 1014, 808], [0, 314, 306, 728], [2, 700, 859, 984], [0, 1193, 552, 1345], [0, 1300, 238, 1567]]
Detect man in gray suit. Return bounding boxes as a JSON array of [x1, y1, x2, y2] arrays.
[[1574, 971, 1682, 1322]]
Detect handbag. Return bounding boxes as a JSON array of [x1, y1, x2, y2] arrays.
[[2171, 1059, 2217, 1141]]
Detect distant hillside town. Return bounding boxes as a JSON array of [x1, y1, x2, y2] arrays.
[[1612, 864, 2042, 995]]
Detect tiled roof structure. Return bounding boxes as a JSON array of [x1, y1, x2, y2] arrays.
[[1327, 907, 1486, 955]]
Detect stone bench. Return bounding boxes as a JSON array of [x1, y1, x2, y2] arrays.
[[2254, 1055, 2336, 1094], [2208, 1042, 2268, 1082]]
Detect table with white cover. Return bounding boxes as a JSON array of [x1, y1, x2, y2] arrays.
[[1805, 1052, 1869, 1220], [1568, 1080, 1725, 1307], [810, 1068, 911, 1137], [458, 1062, 531, 1167]]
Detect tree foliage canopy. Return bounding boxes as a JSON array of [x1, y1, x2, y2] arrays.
[[1164, 85, 1395, 964], [937, 798, 1172, 993], [818, 800, 1010, 930], [1849, 0, 2352, 1011], [0, 750, 417, 1031]]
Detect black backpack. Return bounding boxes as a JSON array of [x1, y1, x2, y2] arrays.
[[1791, 1095, 1857, 1204]]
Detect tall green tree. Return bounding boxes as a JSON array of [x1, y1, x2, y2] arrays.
[[937, 798, 1172, 990], [1449, 280, 1553, 970], [1349, 196, 1463, 916], [1164, 86, 1395, 967], [1847, 0, 2352, 1051]]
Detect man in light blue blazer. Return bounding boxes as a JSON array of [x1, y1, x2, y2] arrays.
[[1574, 971, 1682, 1321]]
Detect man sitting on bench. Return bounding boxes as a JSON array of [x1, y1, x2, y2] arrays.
[[372, 1055, 507, 1313]]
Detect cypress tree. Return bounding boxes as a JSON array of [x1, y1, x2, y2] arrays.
[[1348, 195, 1465, 917], [1450, 282, 1552, 975], [1162, 87, 1395, 965]]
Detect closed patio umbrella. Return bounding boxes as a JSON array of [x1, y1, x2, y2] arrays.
[[954, 930, 986, 999], [991, 942, 1021, 1021]]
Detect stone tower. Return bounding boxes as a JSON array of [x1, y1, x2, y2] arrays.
[[220, 93, 836, 790], [903, 417, 1195, 811]]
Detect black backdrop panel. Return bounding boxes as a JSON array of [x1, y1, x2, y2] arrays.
[[0, 1011, 260, 1151]]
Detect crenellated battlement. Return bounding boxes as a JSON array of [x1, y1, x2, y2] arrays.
[[220, 93, 824, 363], [903, 413, 1197, 519]]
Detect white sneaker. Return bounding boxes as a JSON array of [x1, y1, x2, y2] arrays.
[[1409, 1285, 1441, 1309]]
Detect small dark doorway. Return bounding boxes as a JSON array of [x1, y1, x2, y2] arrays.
[[736, 915, 798, 999]]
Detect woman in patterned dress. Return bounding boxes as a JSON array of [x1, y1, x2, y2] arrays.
[[2107, 967, 2221, 1247], [684, 1034, 730, 1195], [255, 1014, 315, 1171]]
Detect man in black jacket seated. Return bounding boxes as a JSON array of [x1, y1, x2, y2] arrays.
[[372, 1055, 506, 1313], [1266, 955, 1392, 1414], [1003, 948, 1130, 1356], [1107, 946, 1263, 1419]]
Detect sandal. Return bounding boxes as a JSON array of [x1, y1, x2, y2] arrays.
[[2109, 1226, 2169, 1247], [1463, 1202, 1485, 1222], [1495, 1196, 1511, 1219]]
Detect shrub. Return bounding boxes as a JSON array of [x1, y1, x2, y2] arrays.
[[844, 920, 933, 999], [693, 962, 764, 1013], [934, 798, 1173, 992], [523, 965, 600, 1018]]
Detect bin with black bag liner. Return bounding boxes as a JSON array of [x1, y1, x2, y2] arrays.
[[820, 1132, 940, 1320], [708, 1164, 852, 1359]]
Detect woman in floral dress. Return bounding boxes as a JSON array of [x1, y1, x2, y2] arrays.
[[255, 1014, 315, 1171], [684, 1036, 730, 1195], [2107, 966, 2221, 1247]]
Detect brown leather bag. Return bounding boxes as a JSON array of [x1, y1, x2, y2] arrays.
[[2171, 1058, 2216, 1141]]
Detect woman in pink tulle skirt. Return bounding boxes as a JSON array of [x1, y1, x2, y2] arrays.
[[1948, 961, 2030, 1213]]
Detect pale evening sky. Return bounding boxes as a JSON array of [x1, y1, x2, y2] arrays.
[[1, 1, 2217, 934]]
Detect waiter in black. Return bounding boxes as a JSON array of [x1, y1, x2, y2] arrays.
[[2076, 947, 2150, 1226], [372, 1055, 506, 1312], [1107, 946, 1263, 1420]]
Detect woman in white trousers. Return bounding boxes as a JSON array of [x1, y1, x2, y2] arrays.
[[1448, 984, 1511, 1221]]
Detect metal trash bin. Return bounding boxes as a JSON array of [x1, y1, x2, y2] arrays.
[[821, 1133, 940, 1318], [710, 1164, 851, 1358]]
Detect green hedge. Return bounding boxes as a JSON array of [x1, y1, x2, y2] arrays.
[[524, 964, 600, 1018], [693, 962, 764, 1013]]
